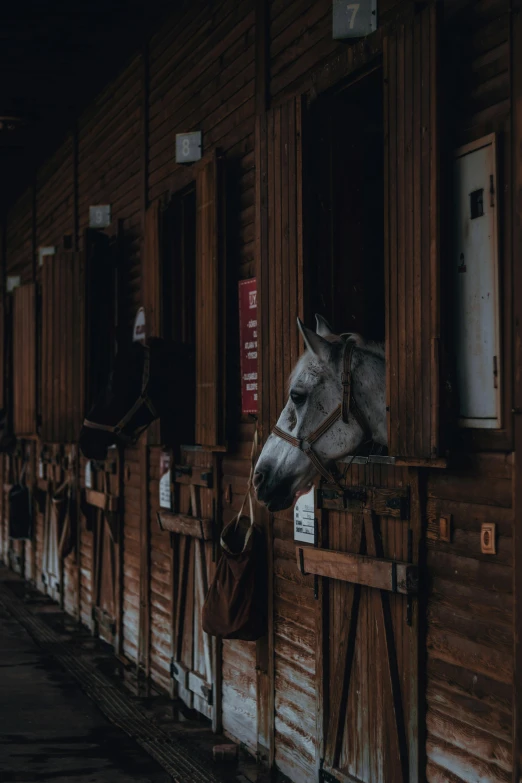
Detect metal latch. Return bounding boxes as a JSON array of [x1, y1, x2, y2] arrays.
[[320, 769, 339, 783], [201, 684, 213, 705], [175, 465, 192, 480], [201, 471, 213, 488], [385, 494, 409, 519]]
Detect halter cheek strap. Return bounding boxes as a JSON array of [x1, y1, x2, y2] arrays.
[[82, 345, 159, 441], [272, 340, 372, 488]]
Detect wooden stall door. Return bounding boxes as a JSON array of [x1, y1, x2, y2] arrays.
[[304, 467, 420, 783], [158, 450, 220, 727], [88, 452, 122, 649]]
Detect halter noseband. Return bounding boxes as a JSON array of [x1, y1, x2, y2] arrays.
[[272, 340, 372, 488], [82, 344, 159, 441]]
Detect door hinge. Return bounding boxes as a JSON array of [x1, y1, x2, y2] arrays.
[[490, 173, 495, 207], [493, 355, 498, 389], [170, 659, 178, 679]]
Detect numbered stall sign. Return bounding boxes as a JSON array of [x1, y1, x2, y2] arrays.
[[89, 204, 111, 228], [294, 487, 316, 545], [239, 278, 258, 414], [332, 0, 377, 39], [175, 131, 202, 163], [159, 453, 172, 510]]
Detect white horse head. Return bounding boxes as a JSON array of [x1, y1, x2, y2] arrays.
[[253, 315, 386, 512]]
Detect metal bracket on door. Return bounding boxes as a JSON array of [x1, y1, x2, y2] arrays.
[[320, 769, 340, 783], [201, 684, 213, 705]]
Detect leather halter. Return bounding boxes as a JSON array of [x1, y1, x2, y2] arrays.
[[272, 340, 372, 488], [82, 344, 159, 441]]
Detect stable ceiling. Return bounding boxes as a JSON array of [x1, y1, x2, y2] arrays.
[[0, 0, 172, 213]]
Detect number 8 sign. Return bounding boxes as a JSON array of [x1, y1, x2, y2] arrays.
[[175, 131, 203, 164]]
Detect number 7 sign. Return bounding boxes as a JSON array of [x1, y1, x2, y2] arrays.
[[332, 0, 377, 39]]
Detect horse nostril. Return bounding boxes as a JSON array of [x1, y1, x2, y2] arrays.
[[253, 471, 265, 491]]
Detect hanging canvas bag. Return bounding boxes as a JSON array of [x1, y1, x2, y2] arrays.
[[202, 433, 267, 641]]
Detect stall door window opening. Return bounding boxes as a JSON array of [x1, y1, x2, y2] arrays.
[[161, 184, 197, 446], [163, 184, 196, 347], [453, 134, 501, 429], [307, 72, 385, 346]]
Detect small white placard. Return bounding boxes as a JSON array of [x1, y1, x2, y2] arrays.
[[294, 487, 316, 544], [132, 307, 146, 343], [85, 460, 93, 489], [38, 459, 44, 479], [89, 204, 111, 228], [159, 453, 171, 510], [175, 131, 202, 163]]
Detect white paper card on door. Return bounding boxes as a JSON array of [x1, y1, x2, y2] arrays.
[[294, 487, 316, 544], [85, 460, 93, 489], [159, 453, 172, 510]]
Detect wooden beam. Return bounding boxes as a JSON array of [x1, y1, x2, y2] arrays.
[[156, 510, 213, 540], [296, 545, 418, 595], [84, 488, 119, 513], [511, 2, 522, 780]]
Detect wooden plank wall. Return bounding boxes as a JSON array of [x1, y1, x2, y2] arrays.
[[424, 2, 514, 782], [77, 56, 142, 333], [36, 139, 74, 250], [0, 1, 517, 783]]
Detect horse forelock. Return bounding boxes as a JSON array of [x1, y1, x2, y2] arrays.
[[287, 348, 340, 393]]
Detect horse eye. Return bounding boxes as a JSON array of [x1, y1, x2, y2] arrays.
[[290, 390, 306, 406]]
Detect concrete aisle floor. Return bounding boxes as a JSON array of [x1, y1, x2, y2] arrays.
[[0, 603, 171, 783]]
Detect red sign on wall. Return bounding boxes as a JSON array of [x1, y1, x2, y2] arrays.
[[239, 278, 258, 414]]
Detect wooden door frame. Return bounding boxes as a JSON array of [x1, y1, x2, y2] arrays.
[[293, 28, 427, 781], [255, 18, 385, 774], [511, 3, 522, 781]]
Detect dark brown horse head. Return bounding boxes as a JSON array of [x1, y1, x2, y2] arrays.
[[79, 338, 194, 460]]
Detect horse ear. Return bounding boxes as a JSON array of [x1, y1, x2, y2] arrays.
[[315, 314, 334, 339], [297, 317, 330, 359]]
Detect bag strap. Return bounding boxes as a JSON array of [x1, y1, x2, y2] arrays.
[[235, 428, 257, 529]]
